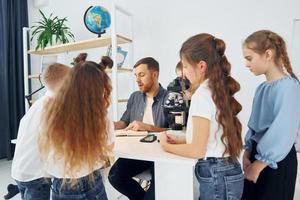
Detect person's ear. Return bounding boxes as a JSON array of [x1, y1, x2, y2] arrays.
[[197, 61, 207, 73], [265, 49, 274, 61], [152, 71, 159, 79]]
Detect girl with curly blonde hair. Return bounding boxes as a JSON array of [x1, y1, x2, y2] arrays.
[[39, 57, 114, 200]]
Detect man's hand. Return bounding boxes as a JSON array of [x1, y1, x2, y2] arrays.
[[114, 121, 127, 130], [244, 160, 267, 183], [125, 120, 150, 131]]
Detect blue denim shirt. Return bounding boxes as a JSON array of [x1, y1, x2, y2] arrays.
[[120, 84, 169, 128], [244, 76, 300, 169]]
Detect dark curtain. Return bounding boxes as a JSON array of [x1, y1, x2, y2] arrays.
[[0, 0, 28, 159]]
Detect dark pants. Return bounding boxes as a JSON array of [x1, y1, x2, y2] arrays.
[[51, 169, 107, 200], [108, 158, 155, 200], [242, 142, 297, 200], [16, 178, 51, 200]]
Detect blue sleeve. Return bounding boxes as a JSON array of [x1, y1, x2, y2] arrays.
[[244, 129, 254, 152], [120, 93, 134, 126], [255, 83, 300, 169]]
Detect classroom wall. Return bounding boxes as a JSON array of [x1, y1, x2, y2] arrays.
[[28, 0, 300, 129]]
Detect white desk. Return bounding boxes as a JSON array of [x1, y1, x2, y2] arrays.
[[114, 135, 199, 200]]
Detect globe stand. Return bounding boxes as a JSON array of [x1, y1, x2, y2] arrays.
[[97, 30, 106, 38]]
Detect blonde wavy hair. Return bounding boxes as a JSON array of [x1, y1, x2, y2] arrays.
[[41, 63, 70, 91], [39, 59, 112, 178]]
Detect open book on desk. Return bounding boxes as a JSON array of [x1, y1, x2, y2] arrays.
[[115, 129, 148, 137]]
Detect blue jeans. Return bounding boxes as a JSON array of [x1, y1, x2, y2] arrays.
[[16, 178, 51, 200], [195, 157, 244, 200], [51, 169, 108, 200]]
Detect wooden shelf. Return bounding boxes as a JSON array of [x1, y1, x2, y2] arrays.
[[29, 68, 132, 76], [28, 34, 132, 55], [118, 99, 128, 103], [27, 69, 132, 81], [105, 68, 133, 73], [28, 74, 40, 79]]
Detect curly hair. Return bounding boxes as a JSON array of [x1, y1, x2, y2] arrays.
[[180, 33, 243, 159], [39, 58, 113, 178], [244, 30, 298, 81]]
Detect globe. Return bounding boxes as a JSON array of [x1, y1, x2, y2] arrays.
[[84, 6, 111, 37]]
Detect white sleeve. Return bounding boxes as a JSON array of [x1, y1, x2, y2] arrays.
[[106, 119, 115, 145], [189, 89, 214, 120]]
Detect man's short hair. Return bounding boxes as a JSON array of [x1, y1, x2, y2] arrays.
[[42, 63, 70, 89], [133, 57, 159, 72]]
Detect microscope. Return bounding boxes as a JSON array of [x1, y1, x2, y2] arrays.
[[163, 77, 190, 130]]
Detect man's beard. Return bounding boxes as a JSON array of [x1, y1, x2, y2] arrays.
[[140, 81, 154, 94]]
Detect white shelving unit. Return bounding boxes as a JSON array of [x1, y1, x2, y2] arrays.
[[22, 2, 134, 120]]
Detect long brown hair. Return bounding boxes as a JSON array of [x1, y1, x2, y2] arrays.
[[244, 30, 299, 81], [39, 58, 112, 178], [180, 33, 243, 159]]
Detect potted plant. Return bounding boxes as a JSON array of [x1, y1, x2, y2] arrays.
[[31, 10, 75, 50]]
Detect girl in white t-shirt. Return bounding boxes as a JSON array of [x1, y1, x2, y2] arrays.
[[39, 57, 114, 200], [11, 63, 70, 200], [160, 33, 244, 199]]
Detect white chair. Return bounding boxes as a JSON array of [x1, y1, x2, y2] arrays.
[[134, 169, 152, 191]]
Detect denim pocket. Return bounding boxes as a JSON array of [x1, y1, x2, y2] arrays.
[[17, 178, 51, 200], [195, 161, 214, 183], [52, 170, 107, 200], [224, 171, 244, 200], [86, 173, 108, 200], [195, 161, 215, 200], [92, 183, 108, 200]]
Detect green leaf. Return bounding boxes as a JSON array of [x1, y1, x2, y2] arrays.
[[31, 10, 75, 49]]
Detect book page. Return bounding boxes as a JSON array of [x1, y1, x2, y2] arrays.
[[115, 129, 148, 136]]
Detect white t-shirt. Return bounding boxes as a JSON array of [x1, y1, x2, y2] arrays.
[[11, 93, 52, 182], [44, 119, 115, 178], [186, 80, 228, 158], [142, 96, 154, 125]]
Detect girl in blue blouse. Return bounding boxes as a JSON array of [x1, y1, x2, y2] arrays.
[[242, 30, 300, 200]]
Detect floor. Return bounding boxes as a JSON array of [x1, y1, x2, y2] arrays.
[[1, 159, 300, 200]]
